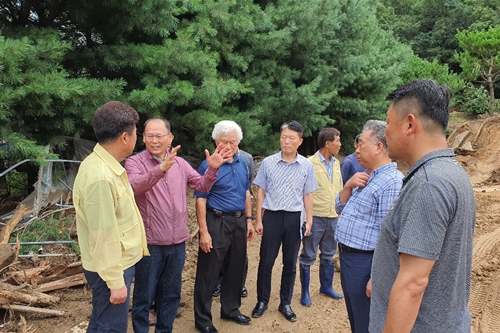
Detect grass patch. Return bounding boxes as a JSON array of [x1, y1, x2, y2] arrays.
[[10, 214, 79, 255]]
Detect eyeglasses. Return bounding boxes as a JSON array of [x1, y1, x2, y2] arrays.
[[144, 133, 171, 140]]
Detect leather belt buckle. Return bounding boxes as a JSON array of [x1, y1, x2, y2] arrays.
[[235, 212, 243, 218], [212, 209, 223, 217]]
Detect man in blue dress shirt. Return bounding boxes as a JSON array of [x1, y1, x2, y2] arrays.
[[251, 120, 318, 322], [193, 120, 255, 333]]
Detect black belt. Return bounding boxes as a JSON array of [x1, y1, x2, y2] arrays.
[[338, 243, 374, 254], [209, 208, 244, 218]]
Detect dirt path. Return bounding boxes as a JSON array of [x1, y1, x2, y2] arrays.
[[5, 115, 500, 333], [156, 237, 351, 333], [469, 187, 500, 333]]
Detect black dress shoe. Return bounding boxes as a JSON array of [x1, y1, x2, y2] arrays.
[[251, 301, 268, 318], [212, 284, 221, 297], [241, 287, 248, 297], [195, 324, 219, 333], [278, 304, 297, 322], [221, 313, 251, 325]]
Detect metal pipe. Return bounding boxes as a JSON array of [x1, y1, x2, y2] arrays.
[[18, 254, 77, 258], [8, 240, 75, 246]]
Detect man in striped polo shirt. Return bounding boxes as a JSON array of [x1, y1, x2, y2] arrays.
[[252, 120, 318, 322]]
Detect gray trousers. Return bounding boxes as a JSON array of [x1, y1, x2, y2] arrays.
[[299, 216, 338, 266]]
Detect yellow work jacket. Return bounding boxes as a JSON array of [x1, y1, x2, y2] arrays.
[[309, 152, 343, 218]]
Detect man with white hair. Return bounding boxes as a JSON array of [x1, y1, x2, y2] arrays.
[[193, 120, 255, 333]]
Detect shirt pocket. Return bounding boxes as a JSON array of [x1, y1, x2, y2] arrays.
[[119, 222, 140, 251]]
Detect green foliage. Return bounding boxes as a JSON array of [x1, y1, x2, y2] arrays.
[[400, 55, 465, 105], [455, 26, 500, 80], [465, 0, 500, 31], [0, 31, 124, 163], [0, 0, 410, 160], [455, 25, 500, 114], [4, 171, 28, 197], [456, 82, 490, 114], [10, 216, 78, 255], [377, 0, 473, 71]]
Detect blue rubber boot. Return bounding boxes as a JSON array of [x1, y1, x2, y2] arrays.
[[319, 263, 343, 299], [300, 265, 312, 306]]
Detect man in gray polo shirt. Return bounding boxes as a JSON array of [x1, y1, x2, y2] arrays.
[[369, 79, 476, 333]]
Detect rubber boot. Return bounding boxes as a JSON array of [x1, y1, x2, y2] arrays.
[[319, 263, 343, 299], [300, 265, 312, 306]]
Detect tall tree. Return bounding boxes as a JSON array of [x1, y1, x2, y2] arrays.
[[377, 0, 473, 71], [0, 30, 123, 160], [455, 26, 500, 115], [1, 0, 409, 159]]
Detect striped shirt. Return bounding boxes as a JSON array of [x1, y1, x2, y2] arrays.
[[335, 162, 403, 251], [254, 151, 318, 212], [318, 151, 334, 182]]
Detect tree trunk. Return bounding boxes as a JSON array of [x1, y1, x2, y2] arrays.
[[0, 282, 60, 307], [488, 78, 495, 116]]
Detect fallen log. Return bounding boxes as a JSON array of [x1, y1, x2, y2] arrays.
[[5, 261, 83, 286], [36, 273, 86, 293], [0, 281, 60, 307], [1, 304, 65, 317], [0, 243, 16, 271], [36, 261, 83, 285], [4, 265, 52, 285], [0, 203, 27, 244], [0, 204, 25, 270]]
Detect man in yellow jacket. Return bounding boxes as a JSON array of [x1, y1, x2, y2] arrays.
[[299, 127, 343, 306], [73, 101, 149, 333]]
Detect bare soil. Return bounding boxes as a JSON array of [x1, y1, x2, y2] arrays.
[[2, 114, 500, 333]]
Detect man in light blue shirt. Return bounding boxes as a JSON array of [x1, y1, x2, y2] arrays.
[[335, 120, 403, 333], [252, 120, 318, 323]]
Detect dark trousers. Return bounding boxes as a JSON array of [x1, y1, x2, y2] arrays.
[[84, 266, 135, 333], [132, 242, 186, 333], [194, 213, 247, 327], [339, 251, 373, 333], [256, 210, 301, 306], [216, 256, 248, 289]]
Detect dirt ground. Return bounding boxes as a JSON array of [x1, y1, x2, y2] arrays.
[[1, 114, 500, 333]]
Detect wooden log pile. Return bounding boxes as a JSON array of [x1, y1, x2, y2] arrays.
[[0, 204, 86, 318]]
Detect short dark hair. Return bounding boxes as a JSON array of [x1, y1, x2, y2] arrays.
[[386, 79, 451, 134], [280, 120, 304, 137], [144, 118, 171, 133], [318, 127, 340, 148], [93, 101, 139, 143]]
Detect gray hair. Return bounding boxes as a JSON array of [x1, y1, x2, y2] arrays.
[[212, 120, 243, 142], [362, 120, 388, 150]]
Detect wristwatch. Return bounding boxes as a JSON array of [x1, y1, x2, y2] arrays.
[[246, 216, 255, 220]]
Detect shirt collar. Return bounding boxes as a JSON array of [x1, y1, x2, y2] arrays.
[[318, 151, 335, 165], [93, 143, 125, 176], [403, 148, 454, 183], [146, 149, 168, 163], [278, 151, 301, 164]]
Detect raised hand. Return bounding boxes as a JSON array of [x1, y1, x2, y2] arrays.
[[206, 143, 233, 169], [160, 145, 181, 172]]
